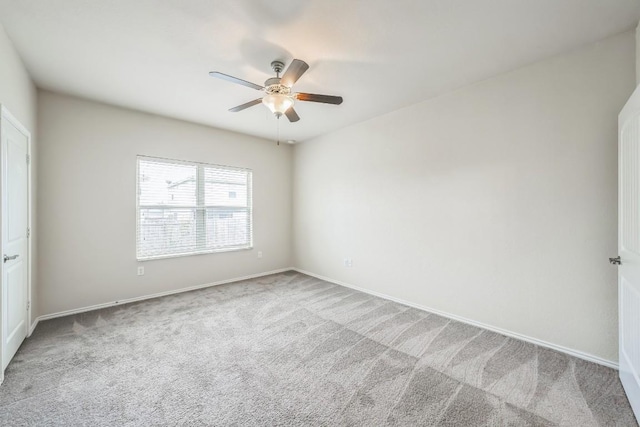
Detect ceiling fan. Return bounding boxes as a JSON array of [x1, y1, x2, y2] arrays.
[[209, 59, 343, 122]]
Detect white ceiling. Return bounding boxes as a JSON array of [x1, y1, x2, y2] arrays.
[[1, 1, 639, 143]]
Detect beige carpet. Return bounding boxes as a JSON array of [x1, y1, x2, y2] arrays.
[[0, 271, 636, 426]]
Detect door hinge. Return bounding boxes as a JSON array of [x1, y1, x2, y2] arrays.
[[26, 154, 30, 165], [27, 301, 30, 311], [609, 256, 621, 265], [26, 227, 30, 238]]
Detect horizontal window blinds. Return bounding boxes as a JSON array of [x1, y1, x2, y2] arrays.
[[136, 156, 252, 260]]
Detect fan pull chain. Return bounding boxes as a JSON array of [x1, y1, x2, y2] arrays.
[[276, 115, 280, 146]]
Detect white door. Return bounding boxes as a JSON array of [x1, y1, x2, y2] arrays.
[[1, 110, 29, 371], [618, 85, 640, 421]]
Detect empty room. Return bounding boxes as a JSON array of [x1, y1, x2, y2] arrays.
[[1, 0, 640, 425]]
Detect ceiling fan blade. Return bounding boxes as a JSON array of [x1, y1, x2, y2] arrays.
[[280, 59, 309, 87], [229, 99, 263, 112], [285, 107, 300, 122], [295, 93, 343, 105], [209, 72, 264, 91]]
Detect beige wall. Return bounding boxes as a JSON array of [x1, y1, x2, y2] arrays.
[[637, 22, 640, 85], [37, 91, 292, 315], [0, 25, 38, 323], [293, 31, 635, 363], [0, 26, 35, 131]]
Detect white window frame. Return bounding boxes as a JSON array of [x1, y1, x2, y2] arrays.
[[136, 155, 253, 261]]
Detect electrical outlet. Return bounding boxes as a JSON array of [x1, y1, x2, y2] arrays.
[[343, 259, 353, 268], [257, 251, 263, 259], [137, 266, 144, 276]]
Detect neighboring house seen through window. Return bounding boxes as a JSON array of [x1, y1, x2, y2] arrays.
[[136, 156, 252, 260]]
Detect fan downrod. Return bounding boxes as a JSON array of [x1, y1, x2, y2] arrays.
[[271, 60, 285, 76]]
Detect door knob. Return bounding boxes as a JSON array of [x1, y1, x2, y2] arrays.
[[609, 256, 621, 265], [3, 254, 18, 263]]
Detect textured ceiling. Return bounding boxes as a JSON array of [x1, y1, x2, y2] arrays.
[[1, 0, 639, 142]]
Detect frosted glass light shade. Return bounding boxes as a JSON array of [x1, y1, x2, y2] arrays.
[[262, 94, 294, 116]]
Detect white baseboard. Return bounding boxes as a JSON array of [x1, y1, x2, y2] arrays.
[[32, 268, 294, 325], [28, 318, 39, 336], [292, 268, 619, 370]]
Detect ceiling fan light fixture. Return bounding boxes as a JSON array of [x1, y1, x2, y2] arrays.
[[262, 94, 294, 117], [210, 58, 342, 123]]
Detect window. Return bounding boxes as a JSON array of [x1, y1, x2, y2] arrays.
[[136, 156, 252, 260]]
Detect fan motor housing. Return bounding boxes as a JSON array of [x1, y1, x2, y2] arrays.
[[264, 78, 291, 95]]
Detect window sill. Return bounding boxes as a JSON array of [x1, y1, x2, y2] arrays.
[[137, 246, 253, 262]]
